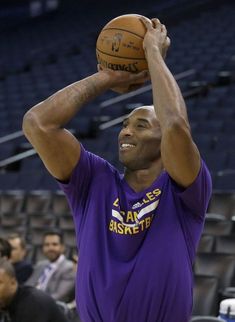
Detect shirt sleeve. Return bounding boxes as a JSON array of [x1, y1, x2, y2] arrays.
[[171, 159, 212, 218], [57, 144, 109, 215], [170, 160, 212, 262]]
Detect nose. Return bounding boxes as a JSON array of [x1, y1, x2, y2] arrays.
[[120, 125, 133, 137]]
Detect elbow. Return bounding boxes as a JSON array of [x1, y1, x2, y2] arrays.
[[22, 110, 42, 140]]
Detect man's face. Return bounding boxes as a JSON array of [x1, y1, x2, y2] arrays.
[[8, 238, 26, 264], [118, 106, 162, 170], [42, 235, 64, 262], [0, 269, 16, 309]]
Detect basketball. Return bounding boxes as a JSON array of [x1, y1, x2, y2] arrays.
[[96, 14, 149, 73]]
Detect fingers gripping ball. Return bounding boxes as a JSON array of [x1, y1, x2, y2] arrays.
[[96, 14, 150, 73]]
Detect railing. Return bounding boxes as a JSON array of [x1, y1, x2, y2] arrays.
[[100, 69, 195, 108], [0, 68, 196, 169]]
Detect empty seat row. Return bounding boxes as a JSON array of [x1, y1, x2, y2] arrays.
[[0, 190, 70, 214]]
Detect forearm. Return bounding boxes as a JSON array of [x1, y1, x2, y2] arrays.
[[147, 46, 189, 127], [24, 72, 112, 129]]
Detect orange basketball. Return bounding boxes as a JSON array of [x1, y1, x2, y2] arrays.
[[96, 14, 149, 73]]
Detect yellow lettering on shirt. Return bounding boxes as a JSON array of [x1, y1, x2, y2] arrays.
[[126, 211, 136, 222], [153, 188, 161, 197], [146, 192, 155, 201], [113, 198, 119, 207], [142, 189, 161, 205], [109, 216, 153, 235]]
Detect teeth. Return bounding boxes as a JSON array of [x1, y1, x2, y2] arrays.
[[121, 144, 135, 148]]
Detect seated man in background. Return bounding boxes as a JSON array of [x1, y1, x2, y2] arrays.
[[26, 229, 75, 303], [7, 233, 33, 284], [0, 258, 69, 322]]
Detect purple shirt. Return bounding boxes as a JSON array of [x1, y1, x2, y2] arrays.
[[58, 145, 212, 322]]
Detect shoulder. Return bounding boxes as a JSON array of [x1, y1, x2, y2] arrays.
[[15, 260, 32, 269], [62, 145, 120, 188], [77, 144, 118, 174], [61, 258, 74, 269]]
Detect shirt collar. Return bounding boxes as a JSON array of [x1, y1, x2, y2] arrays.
[[50, 254, 65, 269]]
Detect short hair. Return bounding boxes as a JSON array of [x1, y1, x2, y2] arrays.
[[43, 229, 64, 244], [0, 238, 12, 259], [7, 233, 26, 249], [0, 258, 16, 279]]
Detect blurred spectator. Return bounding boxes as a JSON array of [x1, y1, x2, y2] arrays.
[[0, 258, 69, 322], [67, 253, 81, 322], [0, 238, 11, 259], [7, 233, 33, 284], [26, 229, 75, 303]]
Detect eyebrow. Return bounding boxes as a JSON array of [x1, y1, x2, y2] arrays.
[[123, 118, 150, 124]]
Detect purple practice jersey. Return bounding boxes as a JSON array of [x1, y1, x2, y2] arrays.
[[58, 145, 212, 322]]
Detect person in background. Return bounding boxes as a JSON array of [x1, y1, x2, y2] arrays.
[[7, 233, 33, 284], [0, 258, 69, 322], [67, 253, 81, 322], [26, 229, 75, 303]]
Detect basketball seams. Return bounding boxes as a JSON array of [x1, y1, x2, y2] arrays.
[[96, 48, 146, 61], [102, 27, 144, 39]]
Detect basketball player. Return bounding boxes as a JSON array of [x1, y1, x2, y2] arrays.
[[22, 17, 212, 322]]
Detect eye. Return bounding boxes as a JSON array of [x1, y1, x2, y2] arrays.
[[137, 123, 146, 128]]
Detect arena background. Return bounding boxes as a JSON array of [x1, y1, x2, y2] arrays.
[[0, 0, 235, 318]]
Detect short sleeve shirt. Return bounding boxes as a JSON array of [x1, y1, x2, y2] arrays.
[[58, 145, 212, 322]]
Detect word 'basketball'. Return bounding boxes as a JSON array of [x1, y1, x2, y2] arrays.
[[96, 14, 149, 73]]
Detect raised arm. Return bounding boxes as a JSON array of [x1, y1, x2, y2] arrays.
[[22, 71, 149, 181], [141, 17, 200, 188]]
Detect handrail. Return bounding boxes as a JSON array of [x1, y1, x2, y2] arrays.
[[0, 130, 24, 144], [0, 149, 37, 168], [98, 87, 202, 131], [100, 69, 195, 108], [0, 68, 196, 168], [99, 114, 129, 130]]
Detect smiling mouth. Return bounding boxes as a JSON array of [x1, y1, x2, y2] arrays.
[[120, 143, 136, 151]]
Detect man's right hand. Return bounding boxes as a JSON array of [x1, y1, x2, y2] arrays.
[[97, 64, 150, 94]]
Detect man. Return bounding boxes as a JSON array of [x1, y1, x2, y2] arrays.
[[0, 258, 69, 322], [26, 230, 75, 303], [22, 17, 212, 322], [7, 233, 33, 284]]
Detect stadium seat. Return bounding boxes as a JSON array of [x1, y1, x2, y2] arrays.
[[214, 236, 235, 254], [0, 190, 25, 214], [207, 192, 235, 220], [203, 214, 233, 236], [58, 215, 74, 230], [51, 191, 71, 215], [192, 275, 219, 316], [28, 213, 57, 230], [194, 253, 235, 289], [197, 235, 215, 253], [190, 317, 225, 322], [24, 190, 51, 214]]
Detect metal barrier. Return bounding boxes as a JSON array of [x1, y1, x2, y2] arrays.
[[0, 68, 196, 169]]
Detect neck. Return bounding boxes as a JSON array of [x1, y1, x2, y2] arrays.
[[124, 160, 163, 192]]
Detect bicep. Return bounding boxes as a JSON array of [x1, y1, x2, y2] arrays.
[[24, 124, 81, 181], [161, 119, 201, 188]]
